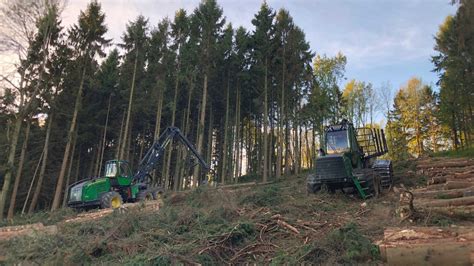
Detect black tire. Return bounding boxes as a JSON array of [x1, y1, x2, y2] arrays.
[[100, 191, 123, 209], [373, 174, 382, 198], [307, 184, 321, 194], [374, 160, 394, 190]]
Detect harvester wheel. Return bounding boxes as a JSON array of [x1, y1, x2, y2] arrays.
[[373, 173, 382, 198], [137, 190, 154, 201], [307, 184, 321, 194], [100, 191, 123, 209], [150, 187, 164, 206]]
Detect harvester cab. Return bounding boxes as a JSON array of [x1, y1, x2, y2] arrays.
[[67, 127, 209, 210], [307, 120, 393, 199]]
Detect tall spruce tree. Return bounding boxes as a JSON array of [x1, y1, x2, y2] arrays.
[[51, 1, 110, 210]]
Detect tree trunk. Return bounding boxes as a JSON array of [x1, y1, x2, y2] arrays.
[[1, 24, 52, 217], [192, 73, 208, 187], [263, 58, 269, 182], [120, 48, 139, 160], [0, 114, 22, 218], [51, 65, 86, 211], [116, 111, 125, 159], [22, 149, 44, 215], [62, 129, 77, 207], [93, 136, 102, 177], [234, 86, 241, 182], [99, 95, 111, 173], [7, 118, 30, 220], [173, 110, 186, 191], [29, 114, 54, 213], [221, 77, 230, 184], [154, 81, 164, 141], [285, 118, 291, 175], [164, 68, 180, 190], [277, 66, 285, 179], [206, 103, 213, 180], [74, 150, 81, 183]]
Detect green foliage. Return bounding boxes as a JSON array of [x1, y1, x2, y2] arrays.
[[325, 223, 380, 263], [240, 185, 282, 207], [386, 78, 444, 159], [433, 146, 474, 158], [432, 1, 474, 148]]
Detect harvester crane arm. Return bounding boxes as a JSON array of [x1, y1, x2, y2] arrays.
[[133, 127, 209, 183]]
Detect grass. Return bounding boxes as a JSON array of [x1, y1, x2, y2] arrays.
[[432, 146, 474, 158]]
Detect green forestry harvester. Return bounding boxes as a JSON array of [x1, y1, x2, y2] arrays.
[[307, 120, 393, 199], [67, 127, 209, 209]]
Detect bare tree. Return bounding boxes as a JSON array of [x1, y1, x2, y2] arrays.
[[0, 0, 65, 219], [379, 81, 394, 121]]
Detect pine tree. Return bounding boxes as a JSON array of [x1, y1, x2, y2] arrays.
[[191, 0, 225, 186], [51, 0, 110, 210], [251, 2, 275, 181]]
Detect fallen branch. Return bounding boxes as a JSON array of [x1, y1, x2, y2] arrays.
[[276, 219, 300, 234]]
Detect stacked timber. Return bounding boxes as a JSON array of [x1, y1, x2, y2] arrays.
[[412, 157, 474, 217], [378, 226, 474, 265]]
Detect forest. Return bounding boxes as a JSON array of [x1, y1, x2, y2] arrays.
[[0, 0, 472, 221]]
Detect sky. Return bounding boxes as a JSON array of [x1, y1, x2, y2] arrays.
[[60, 0, 457, 93], [0, 0, 456, 102]]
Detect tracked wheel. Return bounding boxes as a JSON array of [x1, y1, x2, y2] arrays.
[[374, 160, 394, 190], [353, 169, 381, 199]]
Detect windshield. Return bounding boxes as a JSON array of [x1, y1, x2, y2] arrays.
[[326, 130, 349, 154], [104, 162, 118, 177]]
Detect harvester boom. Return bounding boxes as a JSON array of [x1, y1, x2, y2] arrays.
[[133, 127, 209, 183]]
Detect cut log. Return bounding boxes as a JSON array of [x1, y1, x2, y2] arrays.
[[0, 223, 57, 241], [454, 171, 474, 179], [379, 226, 474, 265], [421, 183, 446, 191], [427, 176, 447, 185], [413, 188, 470, 199], [421, 195, 474, 207], [422, 206, 474, 218], [444, 181, 474, 190]]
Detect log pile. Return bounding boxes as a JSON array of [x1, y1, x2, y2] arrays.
[[378, 226, 474, 265], [0, 223, 58, 241], [412, 157, 474, 217], [63, 200, 161, 224]]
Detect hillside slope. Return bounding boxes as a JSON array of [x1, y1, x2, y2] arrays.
[[0, 156, 473, 264]]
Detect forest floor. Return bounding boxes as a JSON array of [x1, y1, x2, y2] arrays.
[[0, 155, 473, 264]]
